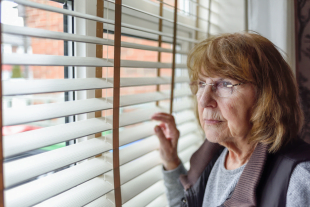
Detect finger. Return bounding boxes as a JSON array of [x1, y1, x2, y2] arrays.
[[152, 112, 170, 117], [152, 112, 173, 119], [154, 125, 170, 149], [152, 113, 173, 119], [159, 123, 166, 130], [158, 124, 179, 149], [152, 114, 177, 128], [170, 130, 179, 148], [153, 116, 178, 137], [152, 114, 179, 142]]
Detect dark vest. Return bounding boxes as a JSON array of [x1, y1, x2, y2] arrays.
[[179, 139, 310, 207], [256, 139, 310, 207]]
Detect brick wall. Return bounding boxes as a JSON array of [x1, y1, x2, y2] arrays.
[[26, 0, 175, 98], [26, 0, 64, 79]]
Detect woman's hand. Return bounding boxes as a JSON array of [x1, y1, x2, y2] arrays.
[[151, 112, 181, 171]]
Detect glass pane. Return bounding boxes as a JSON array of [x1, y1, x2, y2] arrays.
[[1, 0, 68, 172]]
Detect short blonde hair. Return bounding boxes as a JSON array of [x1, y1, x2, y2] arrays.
[[187, 32, 303, 152]]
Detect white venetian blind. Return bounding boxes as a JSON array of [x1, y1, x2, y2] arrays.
[[1, 0, 211, 206]]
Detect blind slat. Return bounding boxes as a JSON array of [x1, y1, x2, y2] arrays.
[[146, 193, 168, 207], [116, 121, 197, 150], [121, 42, 188, 55], [118, 76, 189, 87], [2, 24, 113, 47], [121, 165, 162, 204], [120, 151, 161, 185], [4, 118, 111, 157], [110, 89, 191, 107], [2, 24, 188, 54], [120, 60, 187, 69], [179, 145, 199, 164], [117, 122, 156, 146], [5, 157, 112, 207], [178, 122, 199, 137], [4, 98, 113, 126], [178, 133, 202, 152], [3, 76, 189, 96], [34, 177, 113, 207], [3, 54, 114, 67], [174, 110, 197, 124], [12, 0, 114, 24], [160, 98, 193, 112], [4, 138, 112, 188], [177, 21, 205, 33], [119, 136, 158, 165], [188, 0, 210, 10], [123, 181, 165, 207], [107, 107, 162, 127], [3, 54, 187, 69], [84, 193, 115, 207], [3, 78, 113, 96], [107, 106, 194, 128]]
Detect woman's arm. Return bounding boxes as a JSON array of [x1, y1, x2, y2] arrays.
[[162, 162, 188, 207], [286, 161, 310, 206], [152, 113, 186, 206]]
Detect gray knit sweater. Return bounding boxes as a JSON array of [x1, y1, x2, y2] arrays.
[[163, 148, 310, 207]]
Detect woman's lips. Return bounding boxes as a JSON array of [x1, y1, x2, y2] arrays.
[[204, 119, 222, 125]]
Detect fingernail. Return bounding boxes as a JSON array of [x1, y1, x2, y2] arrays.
[[155, 126, 159, 132]]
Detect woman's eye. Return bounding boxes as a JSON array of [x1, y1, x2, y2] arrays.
[[198, 81, 205, 87], [219, 81, 232, 88]]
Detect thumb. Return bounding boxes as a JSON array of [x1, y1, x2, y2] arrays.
[[154, 125, 169, 147]]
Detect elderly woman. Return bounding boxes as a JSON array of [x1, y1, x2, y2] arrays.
[[152, 33, 310, 207]]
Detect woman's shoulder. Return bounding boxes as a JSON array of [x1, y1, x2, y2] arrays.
[[289, 161, 310, 189], [286, 161, 310, 206], [291, 161, 310, 182], [296, 161, 310, 169]]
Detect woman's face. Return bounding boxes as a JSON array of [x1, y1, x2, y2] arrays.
[[197, 74, 256, 144]]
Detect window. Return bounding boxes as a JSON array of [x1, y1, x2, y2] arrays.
[[0, 0, 220, 206], [2, 0, 71, 176]]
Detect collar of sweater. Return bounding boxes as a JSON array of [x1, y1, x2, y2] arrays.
[[179, 140, 268, 207]]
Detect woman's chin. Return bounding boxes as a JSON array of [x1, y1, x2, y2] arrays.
[[203, 127, 228, 144], [205, 135, 221, 143]]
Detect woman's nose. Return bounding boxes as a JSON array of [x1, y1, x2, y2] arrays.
[[198, 86, 217, 108]]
